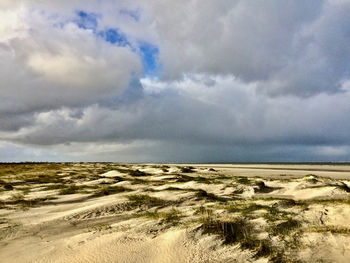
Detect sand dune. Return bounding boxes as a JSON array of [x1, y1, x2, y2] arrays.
[[1, 163, 350, 262]]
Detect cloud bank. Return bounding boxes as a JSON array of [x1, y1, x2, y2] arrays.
[[1, 0, 350, 162]]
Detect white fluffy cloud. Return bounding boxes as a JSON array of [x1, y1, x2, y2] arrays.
[[0, 6, 141, 114]]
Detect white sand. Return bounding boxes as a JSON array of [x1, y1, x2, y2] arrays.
[[1, 163, 350, 262]]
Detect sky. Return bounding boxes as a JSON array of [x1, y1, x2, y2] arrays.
[[1, 0, 350, 163]]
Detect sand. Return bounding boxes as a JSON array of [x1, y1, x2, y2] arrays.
[[1, 163, 350, 262]]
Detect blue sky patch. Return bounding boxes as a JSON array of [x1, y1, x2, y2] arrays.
[[76, 10, 99, 31], [139, 42, 160, 75], [74, 10, 159, 76], [99, 28, 130, 46]]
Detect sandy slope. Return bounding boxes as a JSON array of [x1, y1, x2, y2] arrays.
[[1, 163, 350, 263]]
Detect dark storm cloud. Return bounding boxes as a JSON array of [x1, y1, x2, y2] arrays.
[[147, 0, 350, 96]]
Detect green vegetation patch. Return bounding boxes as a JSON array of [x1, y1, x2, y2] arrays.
[[115, 168, 150, 177], [254, 181, 277, 193], [218, 201, 293, 221], [164, 186, 198, 192], [307, 225, 350, 235], [269, 218, 301, 236], [93, 185, 132, 197], [175, 174, 217, 184], [41, 183, 67, 191], [201, 216, 253, 244], [140, 208, 183, 224], [127, 194, 168, 208], [130, 178, 166, 186], [59, 185, 81, 195], [194, 189, 227, 202], [235, 177, 251, 185], [179, 166, 195, 173]]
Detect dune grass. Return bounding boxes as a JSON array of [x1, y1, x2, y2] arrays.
[[93, 185, 132, 196], [307, 225, 350, 235], [194, 189, 227, 202], [140, 208, 183, 224], [254, 181, 277, 193], [127, 194, 168, 208], [235, 177, 251, 185], [201, 216, 253, 244], [179, 166, 195, 173], [114, 168, 150, 177], [269, 218, 301, 236], [11, 193, 25, 202], [59, 185, 81, 195]]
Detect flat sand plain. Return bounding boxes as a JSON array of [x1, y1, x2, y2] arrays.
[[1, 163, 350, 263]]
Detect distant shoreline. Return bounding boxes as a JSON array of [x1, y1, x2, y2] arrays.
[[1, 162, 350, 165]]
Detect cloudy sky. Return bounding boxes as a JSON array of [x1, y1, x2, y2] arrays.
[[1, 0, 350, 162]]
